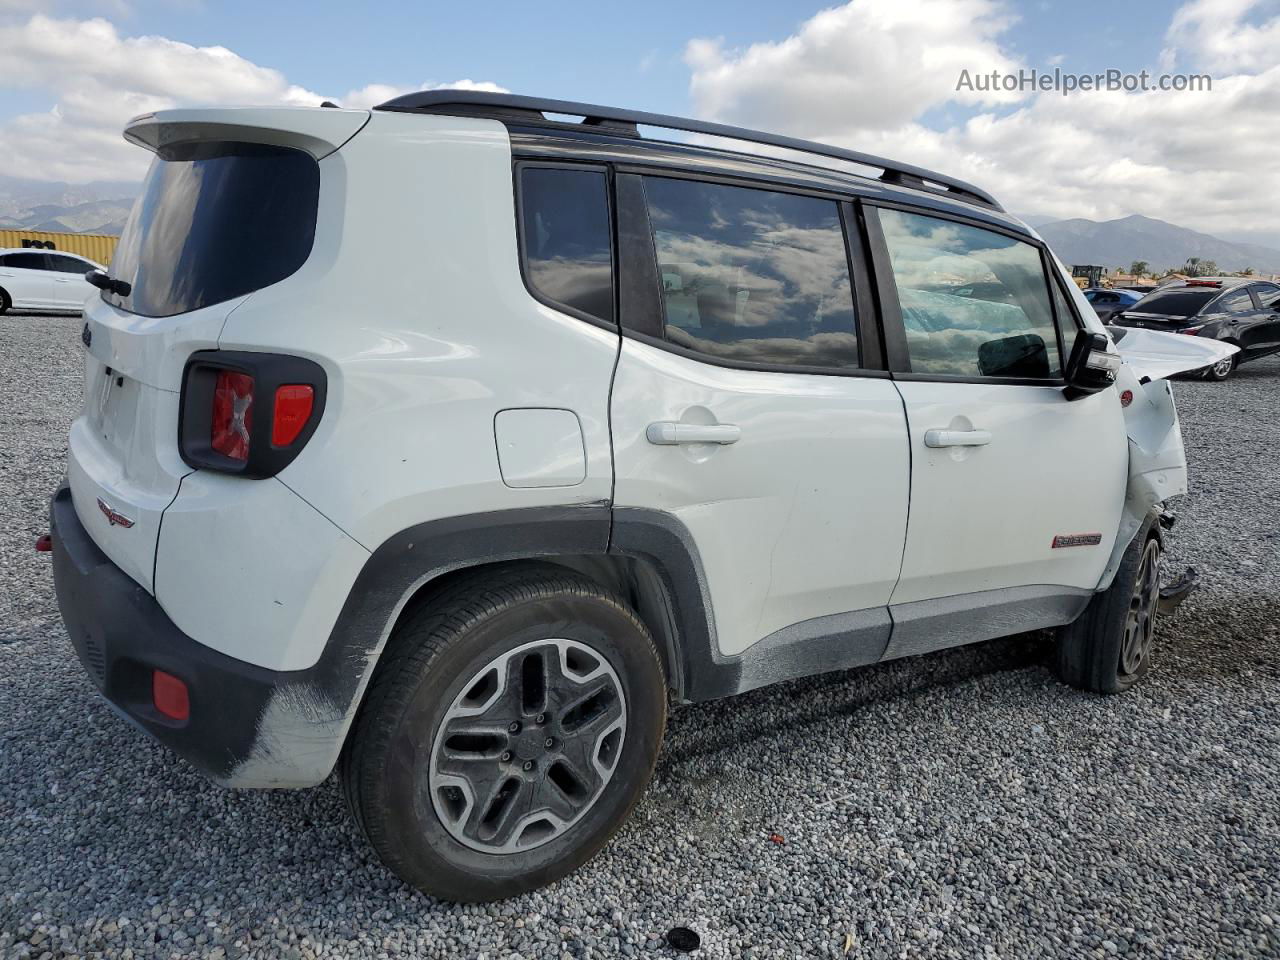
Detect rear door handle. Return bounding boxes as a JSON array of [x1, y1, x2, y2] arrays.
[[924, 428, 991, 448], [647, 422, 741, 445]]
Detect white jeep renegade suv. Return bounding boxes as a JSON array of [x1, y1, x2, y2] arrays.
[[48, 92, 1230, 902]]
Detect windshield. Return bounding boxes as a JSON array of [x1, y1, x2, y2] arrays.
[[1128, 288, 1217, 318], [105, 141, 319, 317]]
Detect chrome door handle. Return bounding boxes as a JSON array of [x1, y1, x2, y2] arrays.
[[646, 422, 741, 445], [924, 428, 991, 448]]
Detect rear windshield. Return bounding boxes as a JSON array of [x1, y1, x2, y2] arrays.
[[1129, 288, 1217, 318], [105, 141, 319, 317]]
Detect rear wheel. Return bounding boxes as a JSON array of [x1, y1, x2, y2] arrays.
[[341, 565, 667, 902], [0, 288, 10, 316], [1055, 519, 1162, 694]]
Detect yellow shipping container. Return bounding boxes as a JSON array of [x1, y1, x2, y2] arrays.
[[0, 229, 118, 267]]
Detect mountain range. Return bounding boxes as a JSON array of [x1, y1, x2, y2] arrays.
[[0, 175, 138, 236], [1031, 214, 1280, 274]]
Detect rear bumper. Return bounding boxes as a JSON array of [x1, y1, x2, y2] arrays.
[[50, 484, 344, 787]]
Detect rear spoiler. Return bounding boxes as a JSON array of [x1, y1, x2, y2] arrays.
[[124, 106, 370, 160]]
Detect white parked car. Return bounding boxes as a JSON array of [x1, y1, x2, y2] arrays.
[[0, 248, 102, 313], [46, 93, 1236, 902]]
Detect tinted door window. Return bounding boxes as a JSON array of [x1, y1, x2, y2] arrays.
[[642, 177, 858, 370], [3, 253, 50, 271], [1216, 289, 1255, 314], [519, 166, 614, 324], [107, 141, 319, 318], [878, 209, 1063, 378]]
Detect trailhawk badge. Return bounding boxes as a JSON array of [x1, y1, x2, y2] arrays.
[[97, 497, 135, 528], [1051, 532, 1102, 548]]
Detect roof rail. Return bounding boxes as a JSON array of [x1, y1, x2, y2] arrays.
[[374, 91, 1003, 211]]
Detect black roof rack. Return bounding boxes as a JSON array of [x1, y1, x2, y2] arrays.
[[374, 91, 1002, 211]]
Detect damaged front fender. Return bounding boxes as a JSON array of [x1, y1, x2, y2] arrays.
[[1097, 364, 1188, 591]]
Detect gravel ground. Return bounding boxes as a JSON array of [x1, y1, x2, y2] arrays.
[[2, 311, 1278, 959]]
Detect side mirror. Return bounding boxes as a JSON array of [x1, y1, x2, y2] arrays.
[[85, 269, 130, 297], [977, 333, 1050, 378], [1064, 330, 1121, 400]]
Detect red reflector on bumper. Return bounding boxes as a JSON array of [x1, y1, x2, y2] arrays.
[[152, 669, 190, 722], [35, 534, 52, 552]]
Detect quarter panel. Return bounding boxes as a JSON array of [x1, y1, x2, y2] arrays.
[[216, 113, 619, 552]]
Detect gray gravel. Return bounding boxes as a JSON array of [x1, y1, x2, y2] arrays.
[[2, 311, 1279, 959]]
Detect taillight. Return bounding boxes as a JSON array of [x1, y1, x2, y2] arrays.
[[180, 351, 326, 478], [1178, 325, 1205, 335], [272, 385, 315, 447], [211, 370, 254, 461]]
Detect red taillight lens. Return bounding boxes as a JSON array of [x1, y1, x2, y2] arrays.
[[211, 370, 254, 461], [272, 384, 315, 447], [152, 669, 190, 722]]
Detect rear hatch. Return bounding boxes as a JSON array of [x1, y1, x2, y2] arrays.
[[66, 106, 367, 593]]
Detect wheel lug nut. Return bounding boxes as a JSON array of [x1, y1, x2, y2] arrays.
[[535, 714, 546, 725], [500, 751, 512, 763], [544, 737, 556, 749], [508, 721, 521, 734], [522, 760, 535, 772]]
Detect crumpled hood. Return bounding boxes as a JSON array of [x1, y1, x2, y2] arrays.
[[1109, 326, 1239, 382]]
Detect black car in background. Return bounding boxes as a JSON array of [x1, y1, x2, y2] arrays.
[[1108, 278, 1280, 380]]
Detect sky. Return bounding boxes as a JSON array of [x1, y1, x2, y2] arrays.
[[1, 0, 1278, 244]]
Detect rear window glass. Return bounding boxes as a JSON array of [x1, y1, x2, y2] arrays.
[[105, 141, 319, 318], [1129, 288, 1216, 317]]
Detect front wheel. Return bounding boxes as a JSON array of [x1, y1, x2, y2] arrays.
[[1055, 519, 1162, 694], [0, 289, 10, 316], [341, 565, 667, 901], [1203, 354, 1236, 381]]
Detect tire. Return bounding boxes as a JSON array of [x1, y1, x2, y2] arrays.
[[341, 564, 667, 902], [1054, 517, 1163, 694], [0, 289, 10, 316], [1203, 353, 1236, 381]]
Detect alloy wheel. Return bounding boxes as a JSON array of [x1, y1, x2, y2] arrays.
[[1120, 538, 1161, 677], [429, 638, 627, 853]]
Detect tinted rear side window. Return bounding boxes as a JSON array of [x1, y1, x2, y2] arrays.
[[519, 166, 614, 324], [1129, 289, 1216, 317], [106, 141, 320, 318], [642, 177, 858, 370]]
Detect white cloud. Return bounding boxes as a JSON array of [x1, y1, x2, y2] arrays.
[[0, 13, 505, 183], [1163, 0, 1280, 72], [337, 78, 508, 110], [687, 0, 1026, 137], [685, 0, 1280, 244]]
